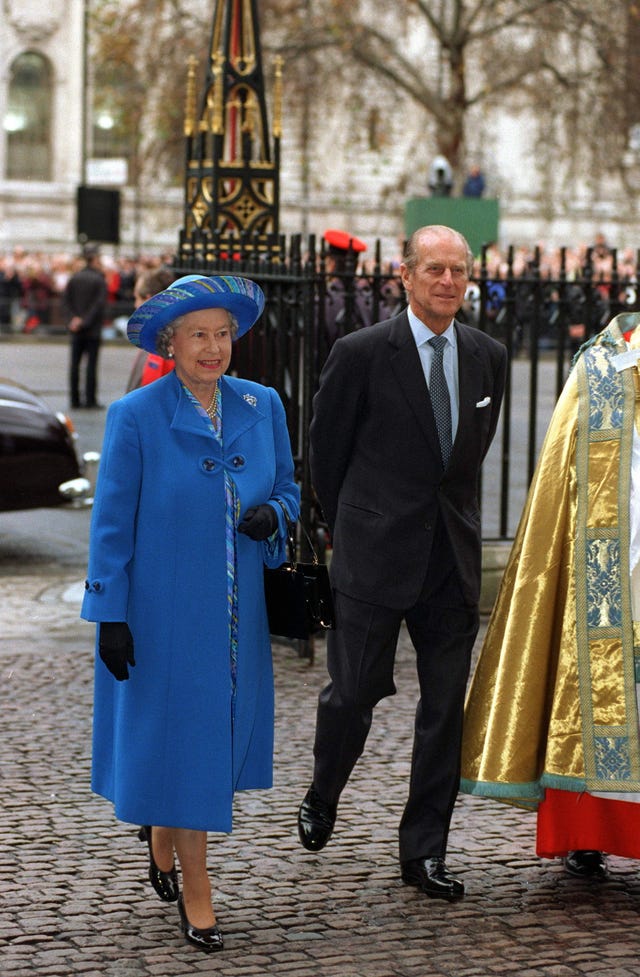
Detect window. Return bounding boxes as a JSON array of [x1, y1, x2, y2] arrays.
[[5, 52, 52, 181], [91, 62, 138, 170]]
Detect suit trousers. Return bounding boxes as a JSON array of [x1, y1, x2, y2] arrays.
[[312, 520, 479, 862], [70, 332, 101, 407]]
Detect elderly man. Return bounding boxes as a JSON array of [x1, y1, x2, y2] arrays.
[[298, 224, 507, 899]]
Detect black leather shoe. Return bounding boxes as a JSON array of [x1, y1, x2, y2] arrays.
[[401, 857, 465, 900], [177, 894, 223, 953], [564, 850, 608, 879], [138, 825, 179, 902], [297, 785, 337, 852]]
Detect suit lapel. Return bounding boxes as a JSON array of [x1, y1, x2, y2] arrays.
[[452, 321, 486, 459], [220, 377, 267, 450], [169, 374, 265, 448], [388, 315, 488, 466], [388, 313, 442, 459], [169, 376, 213, 440]]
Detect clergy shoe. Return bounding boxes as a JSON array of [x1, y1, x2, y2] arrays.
[[177, 894, 223, 953], [297, 785, 337, 852], [138, 825, 179, 902], [401, 857, 465, 900], [564, 850, 608, 879]]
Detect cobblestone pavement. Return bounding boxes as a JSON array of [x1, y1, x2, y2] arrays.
[[3, 573, 640, 977], [3, 339, 640, 975]]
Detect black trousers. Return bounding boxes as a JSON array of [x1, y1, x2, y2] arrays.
[[70, 333, 101, 407], [312, 524, 479, 863]]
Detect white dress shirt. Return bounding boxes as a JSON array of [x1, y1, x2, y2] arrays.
[[407, 306, 459, 440]]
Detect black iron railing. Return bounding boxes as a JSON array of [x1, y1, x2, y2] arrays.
[[11, 234, 639, 547]]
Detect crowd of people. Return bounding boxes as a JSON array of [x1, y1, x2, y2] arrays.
[[2, 233, 637, 411], [2, 233, 637, 337], [0, 246, 174, 333]]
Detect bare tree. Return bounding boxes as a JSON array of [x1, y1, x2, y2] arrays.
[[88, 0, 634, 209], [262, 0, 627, 181], [89, 0, 210, 186]]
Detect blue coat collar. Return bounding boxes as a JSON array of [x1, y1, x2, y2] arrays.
[[169, 372, 266, 449]]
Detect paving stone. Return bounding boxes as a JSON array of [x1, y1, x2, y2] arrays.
[[5, 576, 640, 976]]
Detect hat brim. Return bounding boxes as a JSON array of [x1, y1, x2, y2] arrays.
[[127, 275, 265, 354]]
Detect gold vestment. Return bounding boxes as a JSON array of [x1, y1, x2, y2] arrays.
[[461, 313, 640, 808]]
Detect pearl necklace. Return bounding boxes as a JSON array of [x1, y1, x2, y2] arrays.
[[205, 384, 220, 423]]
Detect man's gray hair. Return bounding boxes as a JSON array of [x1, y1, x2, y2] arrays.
[[402, 225, 474, 276]]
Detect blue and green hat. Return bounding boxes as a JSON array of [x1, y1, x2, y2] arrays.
[[127, 274, 265, 354]]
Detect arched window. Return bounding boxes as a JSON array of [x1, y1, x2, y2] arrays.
[[5, 52, 52, 181]]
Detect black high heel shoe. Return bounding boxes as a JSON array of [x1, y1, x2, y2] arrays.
[[177, 894, 224, 953], [138, 825, 179, 902]]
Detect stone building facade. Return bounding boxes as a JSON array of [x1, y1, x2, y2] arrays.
[[0, 0, 638, 260]]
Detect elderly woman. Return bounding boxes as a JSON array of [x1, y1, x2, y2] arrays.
[[81, 275, 299, 952]]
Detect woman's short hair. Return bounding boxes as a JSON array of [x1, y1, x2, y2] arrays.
[[155, 310, 239, 357]]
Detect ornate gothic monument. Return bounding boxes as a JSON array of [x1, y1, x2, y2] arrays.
[[179, 0, 282, 266]]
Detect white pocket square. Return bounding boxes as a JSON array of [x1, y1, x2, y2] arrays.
[[476, 397, 491, 408]]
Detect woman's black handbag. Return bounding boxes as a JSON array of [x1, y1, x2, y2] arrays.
[[264, 514, 335, 640]]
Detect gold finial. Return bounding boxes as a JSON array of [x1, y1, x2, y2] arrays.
[[184, 55, 198, 137], [211, 48, 225, 135], [273, 55, 283, 139], [242, 90, 258, 135]]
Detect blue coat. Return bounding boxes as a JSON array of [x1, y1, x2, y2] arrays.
[[81, 370, 300, 832]]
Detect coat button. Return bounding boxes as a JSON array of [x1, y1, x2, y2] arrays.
[[232, 455, 245, 468], [202, 458, 216, 472]]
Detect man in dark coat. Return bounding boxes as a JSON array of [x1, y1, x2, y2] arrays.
[[320, 229, 372, 346], [298, 224, 507, 900], [64, 245, 107, 408], [0, 256, 22, 332]]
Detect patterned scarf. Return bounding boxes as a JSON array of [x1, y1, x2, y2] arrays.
[[182, 381, 240, 722]]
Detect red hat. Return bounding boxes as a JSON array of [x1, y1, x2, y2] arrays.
[[324, 229, 367, 253]]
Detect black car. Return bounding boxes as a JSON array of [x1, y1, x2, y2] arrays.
[[0, 378, 96, 511]]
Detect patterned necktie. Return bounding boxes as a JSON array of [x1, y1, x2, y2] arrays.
[[428, 335, 452, 466]]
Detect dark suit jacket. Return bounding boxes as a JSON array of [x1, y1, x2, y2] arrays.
[[309, 311, 507, 609], [63, 266, 107, 337]]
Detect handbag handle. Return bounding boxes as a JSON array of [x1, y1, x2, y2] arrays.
[[274, 498, 320, 566]]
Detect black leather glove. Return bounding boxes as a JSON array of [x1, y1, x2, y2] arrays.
[[237, 504, 278, 541], [99, 622, 136, 681]]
